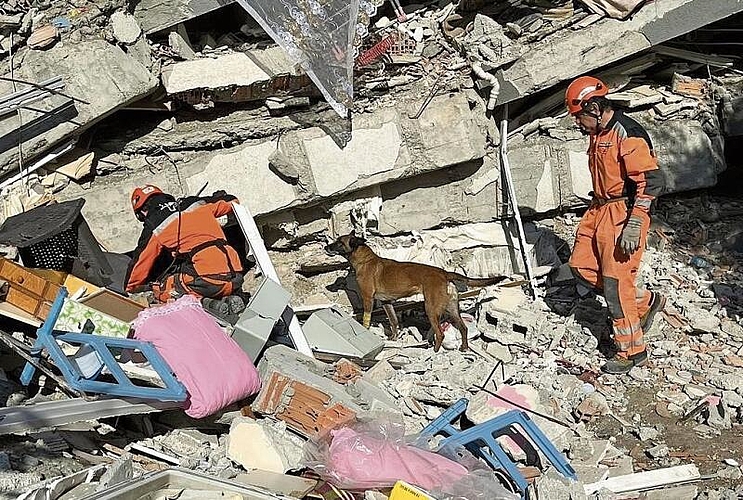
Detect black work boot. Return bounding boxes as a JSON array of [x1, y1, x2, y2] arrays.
[[202, 297, 228, 314], [601, 350, 648, 375], [201, 297, 232, 322], [224, 295, 246, 315], [640, 292, 666, 332]]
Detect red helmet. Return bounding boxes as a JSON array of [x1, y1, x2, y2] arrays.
[[131, 185, 163, 213], [565, 76, 608, 115]]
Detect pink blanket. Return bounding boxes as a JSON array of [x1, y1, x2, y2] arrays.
[[132, 295, 261, 418], [326, 427, 468, 490]]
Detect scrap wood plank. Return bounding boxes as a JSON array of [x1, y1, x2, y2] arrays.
[[584, 464, 701, 495]]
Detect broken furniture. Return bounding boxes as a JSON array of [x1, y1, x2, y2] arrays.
[[303, 306, 384, 360], [231, 277, 291, 361], [20, 287, 187, 402], [0, 198, 125, 290], [0, 256, 61, 320], [78, 287, 146, 323], [231, 202, 313, 356], [54, 297, 132, 338], [418, 398, 576, 497]]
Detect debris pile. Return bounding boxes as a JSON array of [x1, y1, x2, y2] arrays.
[[0, 0, 741, 499]]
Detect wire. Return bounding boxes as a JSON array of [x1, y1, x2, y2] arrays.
[[474, 383, 579, 433], [0, 75, 90, 104]]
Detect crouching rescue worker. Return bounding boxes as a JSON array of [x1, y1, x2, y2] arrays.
[[565, 76, 666, 374], [125, 185, 245, 313]]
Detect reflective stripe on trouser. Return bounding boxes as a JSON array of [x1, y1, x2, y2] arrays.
[[152, 272, 243, 302], [569, 203, 650, 358]]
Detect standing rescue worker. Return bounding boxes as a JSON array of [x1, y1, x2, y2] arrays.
[[125, 185, 245, 309], [565, 76, 666, 374]]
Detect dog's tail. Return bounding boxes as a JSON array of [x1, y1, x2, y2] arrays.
[[446, 272, 509, 288]]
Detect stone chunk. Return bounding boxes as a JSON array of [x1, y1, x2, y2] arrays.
[[253, 345, 399, 438], [227, 417, 304, 473], [111, 12, 142, 44]]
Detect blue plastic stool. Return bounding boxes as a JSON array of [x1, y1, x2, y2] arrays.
[[21, 288, 187, 402], [419, 398, 576, 498]]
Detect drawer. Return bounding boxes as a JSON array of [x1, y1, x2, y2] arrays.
[[0, 258, 61, 320], [6, 287, 44, 317], [5, 287, 56, 320], [0, 260, 48, 296]]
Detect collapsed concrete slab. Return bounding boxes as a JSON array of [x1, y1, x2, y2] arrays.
[[162, 49, 310, 106], [133, 0, 236, 35], [0, 40, 158, 178], [290, 92, 487, 199], [494, 0, 743, 105], [73, 90, 486, 252]]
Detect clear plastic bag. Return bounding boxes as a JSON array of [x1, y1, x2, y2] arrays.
[[303, 414, 519, 499]]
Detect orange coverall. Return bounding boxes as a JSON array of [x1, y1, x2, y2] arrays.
[[569, 111, 662, 359], [125, 195, 243, 302]]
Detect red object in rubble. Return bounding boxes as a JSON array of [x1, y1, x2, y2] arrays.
[[356, 34, 398, 67]]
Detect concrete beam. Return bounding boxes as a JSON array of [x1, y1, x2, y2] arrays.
[[495, 0, 743, 105], [162, 49, 310, 105]]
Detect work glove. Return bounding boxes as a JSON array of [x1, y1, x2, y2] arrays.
[[618, 215, 643, 255]]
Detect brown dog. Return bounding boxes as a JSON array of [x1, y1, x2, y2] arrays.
[[325, 233, 511, 352]]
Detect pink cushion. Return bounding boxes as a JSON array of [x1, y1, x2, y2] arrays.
[[132, 295, 261, 418]]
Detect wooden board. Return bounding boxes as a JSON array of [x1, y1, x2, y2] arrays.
[[79, 289, 145, 323], [62, 274, 100, 298], [584, 464, 700, 495]]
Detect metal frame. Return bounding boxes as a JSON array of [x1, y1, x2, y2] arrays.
[[20, 288, 187, 402]]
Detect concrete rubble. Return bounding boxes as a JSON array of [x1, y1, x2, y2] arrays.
[[0, 0, 742, 499]]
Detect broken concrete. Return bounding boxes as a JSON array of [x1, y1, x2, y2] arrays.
[[253, 345, 399, 438], [292, 92, 486, 199], [162, 49, 309, 106], [133, 0, 237, 35], [505, 107, 725, 214], [494, 0, 743, 105], [0, 40, 158, 177], [226, 417, 304, 473], [71, 91, 487, 252], [110, 12, 142, 45]]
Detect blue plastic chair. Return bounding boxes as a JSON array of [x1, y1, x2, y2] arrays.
[[21, 287, 187, 402], [419, 398, 576, 497]]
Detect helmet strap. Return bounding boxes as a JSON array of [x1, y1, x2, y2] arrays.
[[581, 100, 604, 132]]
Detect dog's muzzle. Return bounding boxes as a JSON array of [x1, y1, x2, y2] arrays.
[[324, 243, 342, 256]]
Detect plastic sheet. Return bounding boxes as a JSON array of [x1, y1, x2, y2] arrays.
[[235, 0, 360, 117], [304, 416, 520, 499]]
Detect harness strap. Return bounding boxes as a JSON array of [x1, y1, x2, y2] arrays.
[[176, 239, 237, 275]]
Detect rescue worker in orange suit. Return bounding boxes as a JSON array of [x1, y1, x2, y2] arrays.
[[125, 185, 246, 314], [565, 76, 666, 374]]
